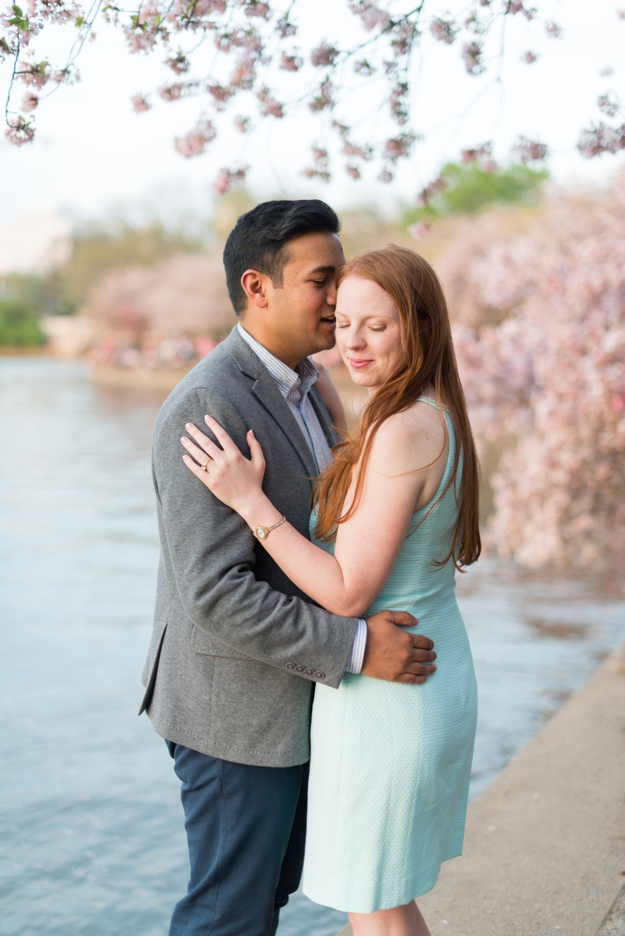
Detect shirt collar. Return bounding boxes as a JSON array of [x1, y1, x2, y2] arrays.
[[237, 323, 319, 404]]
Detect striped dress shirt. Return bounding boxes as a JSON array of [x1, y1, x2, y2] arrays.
[[237, 323, 366, 674]]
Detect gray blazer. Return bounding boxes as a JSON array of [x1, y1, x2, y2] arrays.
[[140, 326, 359, 767]]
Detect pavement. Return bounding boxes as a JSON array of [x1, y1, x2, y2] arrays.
[[337, 638, 625, 936]]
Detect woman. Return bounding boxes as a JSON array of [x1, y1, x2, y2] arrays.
[[181, 246, 480, 936]]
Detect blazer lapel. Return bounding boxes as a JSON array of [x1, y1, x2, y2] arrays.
[[224, 328, 319, 480], [308, 385, 340, 448]]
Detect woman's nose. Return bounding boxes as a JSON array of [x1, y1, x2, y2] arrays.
[[345, 332, 366, 349]]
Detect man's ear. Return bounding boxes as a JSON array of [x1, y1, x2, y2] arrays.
[[240, 270, 269, 309]]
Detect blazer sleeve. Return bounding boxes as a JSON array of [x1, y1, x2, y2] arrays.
[[152, 387, 359, 689]]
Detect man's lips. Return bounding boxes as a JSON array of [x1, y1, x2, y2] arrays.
[[320, 315, 336, 326]]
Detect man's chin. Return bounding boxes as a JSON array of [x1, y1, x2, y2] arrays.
[[316, 331, 337, 351]]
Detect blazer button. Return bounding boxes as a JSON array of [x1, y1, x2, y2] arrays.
[[286, 662, 296, 670], [315, 671, 325, 679], [305, 668, 314, 676], [296, 665, 305, 673]]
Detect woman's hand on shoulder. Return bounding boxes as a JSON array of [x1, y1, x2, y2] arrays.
[[181, 415, 266, 516]]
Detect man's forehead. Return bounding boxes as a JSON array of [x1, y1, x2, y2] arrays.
[[283, 231, 345, 273]]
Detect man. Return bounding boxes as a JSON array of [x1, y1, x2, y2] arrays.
[[139, 199, 437, 935]]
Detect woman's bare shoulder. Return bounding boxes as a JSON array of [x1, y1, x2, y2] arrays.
[[368, 402, 448, 476]]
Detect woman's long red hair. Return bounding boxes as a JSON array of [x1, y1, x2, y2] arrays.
[[313, 245, 481, 570]]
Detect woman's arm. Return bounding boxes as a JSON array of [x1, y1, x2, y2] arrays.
[[182, 410, 446, 617]]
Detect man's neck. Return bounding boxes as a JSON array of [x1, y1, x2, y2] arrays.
[[238, 321, 303, 371]]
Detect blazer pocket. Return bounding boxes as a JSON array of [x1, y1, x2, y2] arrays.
[[191, 624, 253, 661]]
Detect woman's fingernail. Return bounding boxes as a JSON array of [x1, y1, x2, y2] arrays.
[[248, 429, 254, 437]]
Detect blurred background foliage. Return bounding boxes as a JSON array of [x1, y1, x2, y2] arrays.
[[0, 296, 46, 347], [401, 162, 548, 225]]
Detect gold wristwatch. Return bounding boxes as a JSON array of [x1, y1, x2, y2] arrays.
[[253, 516, 287, 540]]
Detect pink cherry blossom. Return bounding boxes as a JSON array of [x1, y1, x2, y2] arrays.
[[16, 57, 50, 89], [440, 177, 625, 574], [430, 17, 458, 45], [174, 117, 216, 157], [276, 15, 296, 38], [2, 0, 625, 192], [257, 85, 284, 117], [384, 131, 417, 161], [349, 1, 389, 32], [597, 92, 621, 118], [165, 51, 189, 74], [577, 122, 625, 158], [308, 79, 334, 113], [131, 93, 150, 112], [511, 135, 548, 162], [462, 40, 484, 75], [280, 52, 301, 71], [545, 20, 562, 38], [389, 83, 408, 125], [311, 42, 339, 67], [5, 114, 35, 143], [241, 1, 270, 19], [207, 82, 235, 109], [21, 90, 38, 110], [213, 164, 248, 194]]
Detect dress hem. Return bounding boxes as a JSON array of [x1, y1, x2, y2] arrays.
[[302, 850, 463, 914]]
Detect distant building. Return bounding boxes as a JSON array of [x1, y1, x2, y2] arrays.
[[0, 211, 72, 277]]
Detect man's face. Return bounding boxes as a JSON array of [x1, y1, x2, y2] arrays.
[[263, 231, 345, 368]]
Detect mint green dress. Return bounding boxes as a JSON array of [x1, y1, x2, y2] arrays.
[[302, 400, 478, 913]]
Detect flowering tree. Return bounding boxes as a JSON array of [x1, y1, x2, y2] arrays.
[[83, 251, 234, 369], [1, 0, 624, 192], [82, 251, 233, 338], [441, 178, 625, 574]]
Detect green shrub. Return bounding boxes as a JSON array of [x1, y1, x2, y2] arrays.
[[0, 298, 45, 348]]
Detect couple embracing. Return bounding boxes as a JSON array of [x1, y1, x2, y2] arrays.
[[140, 198, 480, 936]]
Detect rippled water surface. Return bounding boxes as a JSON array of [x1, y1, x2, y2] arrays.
[[1, 358, 623, 936]]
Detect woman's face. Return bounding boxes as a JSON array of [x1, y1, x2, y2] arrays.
[[334, 275, 404, 389]]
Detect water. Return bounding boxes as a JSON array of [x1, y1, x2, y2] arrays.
[[1, 358, 623, 936]]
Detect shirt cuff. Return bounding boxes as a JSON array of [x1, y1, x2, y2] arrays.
[[345, 619, 367, 674]]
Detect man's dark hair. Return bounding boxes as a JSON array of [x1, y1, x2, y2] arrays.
[[223, 199, 341, 315]]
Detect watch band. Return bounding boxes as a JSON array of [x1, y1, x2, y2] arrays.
[[253, 515, 287, 540]]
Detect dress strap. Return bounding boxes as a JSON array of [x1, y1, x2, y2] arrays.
[[415, 395, 448, 411]]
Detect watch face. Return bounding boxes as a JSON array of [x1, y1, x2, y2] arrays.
[[256, 527, 267, 539]]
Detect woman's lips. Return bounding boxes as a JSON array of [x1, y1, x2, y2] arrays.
[[349, 358, 373, 369]]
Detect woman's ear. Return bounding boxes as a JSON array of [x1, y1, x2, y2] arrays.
[[240, 269, 269, 309]]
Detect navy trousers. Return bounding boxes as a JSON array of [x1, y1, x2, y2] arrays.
[[166, 741, 309, 936]]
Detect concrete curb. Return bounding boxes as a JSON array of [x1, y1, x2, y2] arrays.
[[337, 638, 625, 936], [597, 882, 625, 936]]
